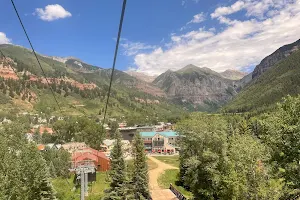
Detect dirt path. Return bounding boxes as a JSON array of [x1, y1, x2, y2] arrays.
[[148, 156, 179, 200]]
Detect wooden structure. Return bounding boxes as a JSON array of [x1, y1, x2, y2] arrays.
[[170, 184, 187, 200], [71, 147, 110, 171]]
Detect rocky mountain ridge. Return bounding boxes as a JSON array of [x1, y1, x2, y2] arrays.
[[153, 65, 239, 111], [252, 39, 300, 80]]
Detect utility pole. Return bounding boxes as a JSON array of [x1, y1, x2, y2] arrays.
[[80, 168, 85, 200], [84, 172, 88, 197]]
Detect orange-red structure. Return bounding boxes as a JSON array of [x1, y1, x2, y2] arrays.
[[71, 147, 110, 171]]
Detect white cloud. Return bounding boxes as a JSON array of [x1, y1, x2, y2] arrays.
[[35, 4, 72, 21], [180, 12, 206, 31], [120, 39, 157, 56], [211, 1, 245, 18], [188, 12, 206, 24], [211, 0, 296, 20], [131, 0, 300, 75], [0, 32, 11, 44]]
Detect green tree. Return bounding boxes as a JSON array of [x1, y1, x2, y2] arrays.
[[259, 95, 300, 190], [110, 121, 119, 138], [131, 133, 150, 199], [176, 113, 228, 199], [42, 147, 71, 178], [53, 119, 77, 143], [0, 123, 56, 199], [103, 131, 129, 199], [177, 113, 284, 199], [221, 134, 284, 200]]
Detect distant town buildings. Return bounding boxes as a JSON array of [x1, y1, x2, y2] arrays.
[[101, 139, 131, 158]]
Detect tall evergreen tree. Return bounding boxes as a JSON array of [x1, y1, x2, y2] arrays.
[[132, 133, 150, 199], [103, 131, 129, 200], [0, 123, 57, 199]]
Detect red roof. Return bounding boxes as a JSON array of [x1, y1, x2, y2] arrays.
[[30, 126, 54, 135], [72, 147, 109, 162], [37, 144, 45, 151]]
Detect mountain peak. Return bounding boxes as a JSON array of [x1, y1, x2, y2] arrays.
[[177, 65, 221, 77], [178, 64, 199, 72], [220, 69, 248, 80]]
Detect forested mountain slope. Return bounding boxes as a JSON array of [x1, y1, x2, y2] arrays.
[[223, 49, 300, 112]]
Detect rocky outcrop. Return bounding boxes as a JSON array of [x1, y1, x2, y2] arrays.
[[125, 71, 157, 83]]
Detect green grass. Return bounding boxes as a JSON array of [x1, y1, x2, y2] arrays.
[[52, 172, 110, 200], [153, 155, 180, 167], [158, 169, 193, 199]]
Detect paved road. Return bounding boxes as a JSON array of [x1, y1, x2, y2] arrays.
[[148, 156, 179, 200]]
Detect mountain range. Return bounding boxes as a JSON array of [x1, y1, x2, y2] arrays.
[[153, 65, 241, 111], [0, 38, 300, 115], [0, 44, 182, 121]]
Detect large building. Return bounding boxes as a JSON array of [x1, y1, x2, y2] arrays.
[[140, 131, 179, 153]]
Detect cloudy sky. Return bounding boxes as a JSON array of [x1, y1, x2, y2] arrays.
[[1, 0, 300, 75]]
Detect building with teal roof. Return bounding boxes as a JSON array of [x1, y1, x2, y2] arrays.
[[140, 131, 178, 137], [139, 131, 179, 153]]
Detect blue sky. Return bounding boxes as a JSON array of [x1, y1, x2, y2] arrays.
[[1, 0, 300, 75]]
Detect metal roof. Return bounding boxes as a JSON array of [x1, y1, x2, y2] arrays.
[[140, 131, 178, 137]]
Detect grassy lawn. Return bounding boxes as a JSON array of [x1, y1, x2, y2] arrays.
[[52, 172, 110, 200], [158, 169, 193, 199], [153, 155, 180, 167]]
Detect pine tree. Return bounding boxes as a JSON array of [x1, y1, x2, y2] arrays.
[[103, 131, 129, 200], [49, 161, 57, 178], [39, 177, 57, 200], [132, 133, 150, 199]]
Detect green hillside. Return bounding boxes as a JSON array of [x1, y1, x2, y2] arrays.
[[0, 44, 185, 122], [223, 49, 300, 112]]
